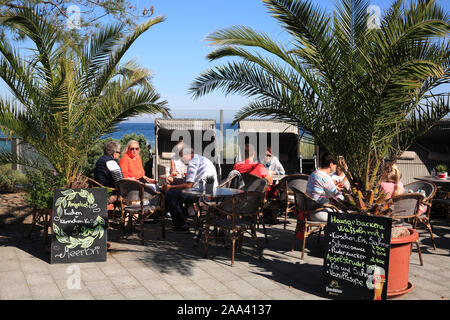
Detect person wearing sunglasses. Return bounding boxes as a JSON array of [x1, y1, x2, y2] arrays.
[[262, 146, 285, 176], [119, 140, 156, 184]]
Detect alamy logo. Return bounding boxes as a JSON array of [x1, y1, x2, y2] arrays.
[[367, 5, 381, 30], [66, 265, 81, 290], [67, 5, 81, 30]]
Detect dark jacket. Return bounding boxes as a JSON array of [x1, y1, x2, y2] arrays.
[[94, 155, 122, 188]]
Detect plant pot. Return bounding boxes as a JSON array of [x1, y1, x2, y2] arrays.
[[205, 183, 215, 195], [436, 171, 448, 179], [387, 228, 418, 299]]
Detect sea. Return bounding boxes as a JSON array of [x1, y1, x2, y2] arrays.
[[104, 122, 238, 147], [0, 122, 238, 151]]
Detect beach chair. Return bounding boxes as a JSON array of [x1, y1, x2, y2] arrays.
[[272, 174, 309, 230], [291, 188, 339, 259], [405, 181, 437, 250], [116, 179, 165, 244], [391, 193, 425, 266], [202, 191, 266, 266]]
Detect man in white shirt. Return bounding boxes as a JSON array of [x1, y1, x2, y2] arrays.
[[162, 147, 218, 231]]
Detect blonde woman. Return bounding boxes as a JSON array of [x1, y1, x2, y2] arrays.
[[119, 140, 156, 184], [331, 156, 350, 191], [379, 162, 405, 199]]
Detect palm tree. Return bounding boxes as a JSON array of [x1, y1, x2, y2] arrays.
[[190, 0, 449, 209], [0, 6, 170, 185]]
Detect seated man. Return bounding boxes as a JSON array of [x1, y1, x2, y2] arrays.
[[94, 140, 124, 189], [170, 137, 188, 176], [233, 143, 273, 185], [161, 147, 218, 231], [306, 152, 343, 221]]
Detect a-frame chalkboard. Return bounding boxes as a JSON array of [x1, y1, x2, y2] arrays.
[[322, 212, 392, 300], [51, 188, 107, 264]]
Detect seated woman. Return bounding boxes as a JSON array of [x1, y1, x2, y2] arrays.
[[119, 140, 159, 207], [262, 146, 285, 175], [119, 140, 157, 184], [379, 162, 404, 199], [331, 157, 350, 191], [379, 162, 427, 215]]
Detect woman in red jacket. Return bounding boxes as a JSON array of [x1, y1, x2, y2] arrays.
[[119, 140, 156, 184]]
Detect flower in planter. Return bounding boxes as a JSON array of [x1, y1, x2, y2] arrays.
[[435, 164, 448, 179]]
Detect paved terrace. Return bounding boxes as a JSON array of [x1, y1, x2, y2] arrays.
[[0, 213, 449, 300]]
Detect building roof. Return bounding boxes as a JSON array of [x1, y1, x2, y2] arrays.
[[155, 118, 216, 131], [238, 119, 298, 135]]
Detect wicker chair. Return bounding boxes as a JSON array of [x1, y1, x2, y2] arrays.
[[391, 193, 425, 266], [202, 191, 266, 266], [273, 174, 309, 230], [291, 188, 340, 259], [116, 179, 165, 244], [405, 181, 437, 250]]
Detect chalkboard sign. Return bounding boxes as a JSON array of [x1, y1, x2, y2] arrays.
[[322, 212, 392, 300], [51, 188, 108, 264]]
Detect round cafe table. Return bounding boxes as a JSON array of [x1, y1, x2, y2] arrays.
[[414, 175, 450, 186], [182, 187, 244, 198], [414, 176, 450, 216], [271, 174, 286, 184], [182, 187, 244, 237]]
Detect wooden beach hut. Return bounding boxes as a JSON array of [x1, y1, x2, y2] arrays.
[[396, 119, 450, 184], [236, 120, 317, 174], [154, 118, 217, 182]]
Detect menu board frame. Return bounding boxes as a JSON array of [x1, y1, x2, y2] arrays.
[[322, 212, 392, 300], [50, 188, 108, 264]]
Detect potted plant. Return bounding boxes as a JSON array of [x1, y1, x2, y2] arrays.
[[387, 226, 419, 298], [24, 169, 66, 243], [435, 164, 448, 179], [205, 175, 216, 194]]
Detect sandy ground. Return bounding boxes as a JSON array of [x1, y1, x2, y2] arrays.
[[0, 192, 34, 228]]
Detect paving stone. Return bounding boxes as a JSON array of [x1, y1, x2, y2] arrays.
[[120, 286, 154, 300], [223, 279, 264, 298], [0, 282, 32, 299], [21, 259, 50, 272], [212, 293, 243, 300], [140, 278, 175, 295], [62, 289, 95, 300], [126, 267, 160, 280], [196, 278, 233, 296], [173, 283, 212, 299], [0, 214, 449, 301], [154, 292, 185, 300], [85, 279, 121, 297], [109, 275, 141, 289], [0, 258, 20, 272], [25, 273, 54, 286], [29, 283, 64, 300]]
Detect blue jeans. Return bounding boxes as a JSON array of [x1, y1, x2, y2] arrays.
[[164, 189, 196, 227]]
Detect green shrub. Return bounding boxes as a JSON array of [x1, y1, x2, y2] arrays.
[[23, 170, 66, 209], [0, 165, 28, 193], [82, 133, 151, 178], [436, 164, 448, 172]]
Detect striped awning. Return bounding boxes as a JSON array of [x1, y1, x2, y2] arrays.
[[238, 120, 298, 135], [155, 118, 216, 131]]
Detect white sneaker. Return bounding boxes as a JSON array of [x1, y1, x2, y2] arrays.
[[165, 212, 171, 218], [188, 206, 196, 217]]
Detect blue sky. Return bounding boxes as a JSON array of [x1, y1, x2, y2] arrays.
[[1, 0, 449, 123], [122, 0, 449, 122]]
